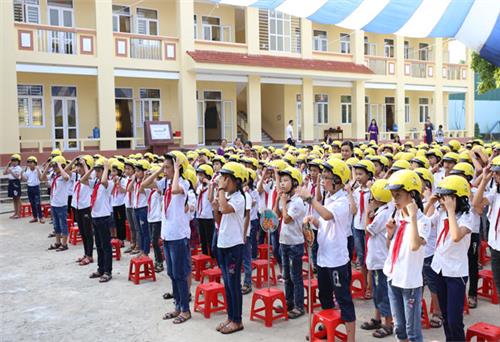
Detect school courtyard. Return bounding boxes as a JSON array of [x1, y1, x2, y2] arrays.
[[1, 213, 497, 342]]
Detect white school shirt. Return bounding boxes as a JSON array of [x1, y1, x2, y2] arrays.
[[196, 184, 213, 219], [278, 194, 306, 245], [132, 179, 148, 209], [431, 210, 472, 277], [147, 189, 162, 223], [306, 181, 321, 229], [249, 189, 259, 221], [352, 186, 371, 230], [366, 203, 393, 271], [123, 177, 134, 209], [425, 204, 440, 258], [485, 189, 500, 251], [469, 188, 481, 234], [158, 178, 190, 241], [286, 124, 294, 139], [316, 190, 351, 268], [67, 172, 77, 196], [188, 188, 196, 221], [264, 181, 277, 209], [383, 210, 430, 289], [433, 169, 445, 190], [90, 179, 114, 218], [71, 179, 92, 209], [245, 191, 252, 237], [217, 191, 246, 248], [24, 168, 40, 186], [49, 173, 70, 207], [7, 165, 22, 180], [111, 177, 127, 207]]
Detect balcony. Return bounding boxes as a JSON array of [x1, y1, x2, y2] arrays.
[[443, 63, 468, 81], [404, 60, 435, 78], [113, 32, 177, 61], [364, 56, 396, 76]]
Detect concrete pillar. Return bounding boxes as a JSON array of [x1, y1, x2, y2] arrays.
[[351, 30, 365, 65], [247, 75, 262, 143], [352, 80, 366, 140], [1, 0, 21, 154], [302, 78, 314, 143], [246, 8, 259, 55], [434, 85, 444, 128], [95, 0, 116, 151], [395, 35, 406, 139], [465, 49, 475, 138], [301, 18, 312, 59]]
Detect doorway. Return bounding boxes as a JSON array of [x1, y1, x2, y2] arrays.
[[51, 86, 78, 151], [385, 97, 395, 132], [115, 88, 134, 149], [48, 0, 74, 54], [197, 91, 233, 146]]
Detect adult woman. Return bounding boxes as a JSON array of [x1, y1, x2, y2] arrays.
[[368, 119, 379, 143]]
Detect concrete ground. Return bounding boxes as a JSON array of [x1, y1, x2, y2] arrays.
[[1, 213, 498, 342]]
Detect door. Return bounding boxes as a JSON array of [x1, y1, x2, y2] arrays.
[[52, 97, 78, 151], [48, 5, 74, 54], [197, 100, 205, 145], [296, 95, 302, 142], [135, 98, 160, 144], [222, 101, 233, 143]]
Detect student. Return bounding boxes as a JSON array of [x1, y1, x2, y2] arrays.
[[4, 154, 23, 219], [305, 158, 323, 271], [299, 159, 356, 342], [81, 158, 114, 283], [129, 159, 151, 257], [213, 162, 247, 334], [384, 170, 430, 342], [142, 165, 163, 273], [42, 155, 71, 251], [246, 169, 260, 260], [275, 166, 306, 319], [110, 161, 127, 245], [435, 125, 444, 145], [22, 156, 45, 223], [241, 171, 253, 295], [123, 159, 140, 254], [361, 179, 394, 338], [195, 164, 215, 256]]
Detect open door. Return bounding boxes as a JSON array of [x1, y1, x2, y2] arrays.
[[197, 100, 205, 145], [222, 100, 233, 143]]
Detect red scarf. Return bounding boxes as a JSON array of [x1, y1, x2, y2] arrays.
[[147, 189, 156, 214], [74, 181, 81, 208], [51, 175, 60, 193], [436, 218, 450, 246], [197, 187, 207, 214], [163, 185, 172, 214], [390, 220, 407, 272], [90, 181, 100, 208]]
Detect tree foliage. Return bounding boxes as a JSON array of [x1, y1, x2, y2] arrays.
[[471, 52, 500, 94]]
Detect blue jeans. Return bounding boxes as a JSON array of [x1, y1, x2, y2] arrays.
[[164, 238, 191, 312], [134, 207, 150, 255], [423, 255, 439, 294], [93, 216, 112, 274], [270, 229, 281, 266], [353, 228, 366, 266], [218, 244, 244, 323], [250, 219, 259, 259], [28, 186, 43, 219], [243, 238, 252, 286], [280, 243, 304, 310], [52, 205, 68, 236], [387, 281, 423, 342], [435, 273, 468, 341], [372, 270, 391, 318]]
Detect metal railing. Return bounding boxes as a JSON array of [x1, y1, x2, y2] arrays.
[[113, 33, 177, 61], [130, 38, 162, 60]]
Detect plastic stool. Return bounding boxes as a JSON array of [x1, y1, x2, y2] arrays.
[[191, 245, 202, 256], [350, 270, 366, 299], [251, 259, 277, 288], [310, 309, 347, 342], [257, 244, 271, 260], [192, 254, 212, 281], [303, 278, 321, 312], [463, 295, 470, 315], [250, 288, 288, 327], [68, 225, 82, 245], [20, 203, 32, 218], [421, 298, 430, 329], [478, 270, 499, 304], [201, 267, 222, 284], [479, 241, 491, 266], [111, 238, 121, 261], [128, 256, 156, 284], [67, 218, 74, 228], [41, 203, 51, 218], [466, 322, 500, 342], [194, 282, 227, 318]]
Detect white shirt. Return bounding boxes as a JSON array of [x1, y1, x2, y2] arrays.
[[245, 192, 252, 237], [123, 177, 134, 208], [7, 165, 22, 180], [366, 203, 393, 271], [383, 210, 430, 289], [67, 172, 77, 196], [485, 189, 500, 251], [306, 181, 322, 229], [433, 169, 445, 190], [217, 191, 245, 248], [431, 211, 472, 277], [249, 189, 259, 221], [71, 180, 92, 209], [90, 179, 114, 218], [353, 186, 371, 230], [49, 173, 70, 207], [196, 184, 213, 219], [111, 177, 127, 207], [286, 124, 294, 140], [24, 168, 40, 187], [316, 190, 351, 268], [264, 181, 277, 209], [279, 194, 306, 245], [469, 188, 481, 234], [158, 178, 190, 241], [132, 179, 148, 209], [188, 189, 196, 221], [147, 189, 162, 223]]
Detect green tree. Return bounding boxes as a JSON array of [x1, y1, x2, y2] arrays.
[[471, 53, 500, 94]]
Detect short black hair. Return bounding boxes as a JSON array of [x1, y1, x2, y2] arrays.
[[245, 141, 253, 148], [341, 141, 354, 150], [289, 120, 293, 124]]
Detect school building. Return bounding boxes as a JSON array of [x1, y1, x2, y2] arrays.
[[1, 0, 475, 158]]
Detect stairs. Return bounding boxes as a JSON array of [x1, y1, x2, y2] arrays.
[[261, 130, 273, 145]]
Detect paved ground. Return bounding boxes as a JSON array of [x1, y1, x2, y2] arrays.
[[1, 213, 498, 342]]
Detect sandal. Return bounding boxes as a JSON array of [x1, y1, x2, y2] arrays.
[[468, 296, 477, 309], [48, 232, 56, 238], [373, 325, 393, 338], [430, 313, 443, 328], [364, 289, 373, 300], [173, 312, 191, 324], [241, 284, 252, 295], [220, 322, 244, 334], [48, 243, 61, 250], [99, 273, 112, 283], [162, 311, 180, 320], [361, 318, 382, 330], [216, 320, 231, 331], [288, 308, 305, 319], [89, 271, 103, 279], [76, 256, 86, 263], [79, 257, 92, 266], [163, 292, 174, 300], [39, 218, 46, 224], [56, 244, 68, 252]]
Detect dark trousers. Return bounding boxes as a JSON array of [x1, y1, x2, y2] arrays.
[[113, 205, 127, 241], [250, 219, 259, 259], [218, 244, 244, 323], [164, 238, 191, 312], [134, 207, 150, 255], [311, 229, 319, 268], [270, 228, 281, 266], [27, 186, 43, 219], [149, 221, 162, 264], [435, 273, 467, 341], [492, 248, 500, 301], [280, 243, 304, 310], [93, 216, 112, 275], [75, 207, 93, 257], [468, 233, 480, 297], [197, 218, 215, 256]]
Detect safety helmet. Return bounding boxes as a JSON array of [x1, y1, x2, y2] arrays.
[[268, 159, 288, 171], [186, 151, 199, 160], [51, 149, 62, 157], [241, 157, 258, 169], [212, 155, 226, 165], [370, 179, 392, 203], [274, 148, 285, 157], [26, 156, 37, 164], [442, 152, 460, 164], [80, 155, 94, 169], [492, 156, 500, 172], [415, 167, 434, 188], [322, 159, 351, 185], [435, 175, 470, 198], [353, 148, 363, 159], [353, 160, 376, 176], [228, 154, 240, 162], [181, 167, 197, 189], [51, 155, 66, 166], [390, 159, 411, 172], [386, 170, 422, 194], [247, 168, 257, 183], [450, 162, 475, 180], [345, 157, 360, 168], [165, 151, 189, 171], [364, 147, 376, 156], [93, 158, 107, 169], [425, 149, 443, 160], [458, 151, 472, 164], [135, 159, 150, 171], [371, 155, 389, 168], [283, 154, 297, 166], [219, 161, 248, 183], [196, 164, 214, 179], [10, 154, 21, 162], [308, 158, 324, 170], [123, 158, 136, 168], [384, 152, 394, 161], [279, 166, 303, 187], [112, 160, 125, 173], [410, 156, 430, 169], [448, 139, 461, 152]]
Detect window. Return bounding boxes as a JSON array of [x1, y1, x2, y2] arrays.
[[313, 30, 327, 51], [194, 15, 197, 39], [364, 36, 376, 55], [202, 16, 225, 41], [419, 98, 429, 123], [268, 10, 291, 52], [340, 33, 350, 54], [341, 95, 352, 124], [136, 8, 158, 35], [51, 86, 76, 97], [18, 85, 44, 127], [115, 88, 133, 99], [405, 97, 410, 123], [13, 0, 39, 23], [112, 5, 130, 33], [203, 91, 222, 100], [419, 43, 429, 61], [384, 39, 394, 58], [314, 94, 328, 124], [139, 88, 160, 127], [404, 41, 409, 59]]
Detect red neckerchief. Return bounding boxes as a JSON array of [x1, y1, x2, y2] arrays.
[[197, 187, 207, 214], [126, 178, 132, 204], [90, 180, 100, 208], [74, 181, 81, 208], [51, 174, 60, 193], [112, 178, 120, 197], [163, 184, 172, 214], [390, 220, 407, 272], [134, 180, 142, 208], [436, 218, 450, 246], [147, 189, 156, 214]]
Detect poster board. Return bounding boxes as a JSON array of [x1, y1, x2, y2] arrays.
[[144, 121, 173, 147]]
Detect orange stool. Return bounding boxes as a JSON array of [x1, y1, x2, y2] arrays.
[[251, 259, 277, 288], [20, 203, 32, 218], [303, 278, 321, 312], [310, 309, 347, 342], [302, 255, 314, 278], [192, 254, 212, 281], [128, 256, 156, 284], [478, 270, 499, 304], [111, 239, 122, 261], [350, 270, 366, 299], [41, 203, 51, 218], [257, 244, 271, 260], [466, 322, 500, 342], [68, 225, 82, 245], [479, 241, 491, 266], [250, 288, 288, 327], [201, 267, 222, 284], [194, 282, 227, 318], [421, 298, 431, 329]]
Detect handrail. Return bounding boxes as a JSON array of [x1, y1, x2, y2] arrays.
[[113, 32, 179, 42], [15, 22, 96, 34]]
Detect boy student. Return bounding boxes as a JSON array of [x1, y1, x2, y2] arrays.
[[242, 168, 259, 295], [195, 164, 216, 256], [42, 155, 71, 251], [123, 159, 140, 254], [22, 156, 45, 223], [305, 158, 323, 271], [299, 159, 356, 342], [5, 154, 23, 219], [81, 158, 114, 283], [110, 160, 127, 245]]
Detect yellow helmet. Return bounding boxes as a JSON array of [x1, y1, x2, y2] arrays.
[[247, 168, 257, 183], [274, 148, 285, 157], [183, 168, 198, 189], [448, 139, 461, 152], [196, 164, 214, 179], [364, 147, 376, 156], [241, 157, 258, 168], [124, 158, 136, 168], [166, 151, 189, 171], [384, 152, 394, 161], [220, 161, 248, 183], [279, 166, 303, 186], [26, 155, 38, 164], [144, 152, 154, 160], [345, 157, 360, 168], [51, 155, 66, 166], [93, 158, 107, 169], [283, 154, 297, 166], [425, 148, 443, 160], [308, 158, 325, 170], [443, 152, 460, 164], [135, 159, 150, 171], [212, 155, 226, 165], [458, 151, 472, 164], [268, 159, 288, 171], [415, 167, 434, 187], [10, 154, 21, 162], [411, 156, 430, 169], [228, 154, 240, 162], [322, 159, 351, 185], [450, 162, 475, 180], [436, 175, 470, 198], [398, 152, 414, 162], [387, 170, 422, 194], [149, 164, 161, 175], [353, 148, 363, 159], [491, 156, 500, 172], [371, 155, 389, 168], [353, 159, 376, 176], [390, 159, 411, 171], [80, 155, 94, 169], [51, 149, 62, 157], [112, 160, 125, 173], [186, 151, 199, 160], [370, 179, 392, 203]]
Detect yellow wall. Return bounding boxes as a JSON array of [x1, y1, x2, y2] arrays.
[[114, 0, 177, 36], [36, 0, 96, 29], [261, 84, 285, 140], [363, 32, 397, 57], [194, 2, 235, 42], [311, 24, 351, 55]]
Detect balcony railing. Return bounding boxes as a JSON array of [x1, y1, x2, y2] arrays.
[[364, 56, 396, 76], [404, 60, 434, 78], [443, 63, 467, 81], [113, 33, 177, 61]]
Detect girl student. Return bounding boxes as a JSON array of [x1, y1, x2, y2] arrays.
[[123, 159, 140, 255], [5, 154, 23, 219], [22, 156, 45, 223], [360, 179, 394, 338], [241, 168, 253, 295], [384, 170, 431, 342], [274, 166, 307, 319], [299, 159, 356, 342], [110, 160, 127, 246], [241, 168, 259, 295], [195, 164, 216, 256]]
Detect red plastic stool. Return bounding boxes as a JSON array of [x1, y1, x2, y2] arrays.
[[479, 241, 491, 266], [302, 255, 314, 278], [463, 295, 470, 315], [125, 221, 131, 241], [478, 270, 499, 304], [303, 278, 321, 312], [67, 218, 74, 228], [194, 282, 227, 318], [466, 322, 500, 342], [41, 203, 51, 218], [111, 238, 121, 261], [192, 254, 213, 281], [191, 245, 202, 256], [201, 267, 222, 284], [310, 309, 347, 341], [20, 203, 32, 218], [68, 225, 82, 245], [421, 298, 431, 329], [250, 288, 288, 327], [128, 256, 156, 284], [252, 259, 277, 288], [350, 270, 366, 299], [257, 244, 271, 259]]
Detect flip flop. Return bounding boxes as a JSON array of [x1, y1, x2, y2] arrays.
[[162, 311, 180, 320], [220, 323, 244, 334], [173, 313, 191, 324]]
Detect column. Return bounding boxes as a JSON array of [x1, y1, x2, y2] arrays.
[[301, 18, 312, 59], [1, 0, 20, 154], [434, 85, 444, 128], [95, 0, 116, 151], [352, 81, 366, 140], [395, 35, 406, 139], [302, 78, 314, 143], [351, 30, 365, 65], [247, 75, 262, 143], [465, 49, 475, 138], [246, 8, 259, 54]]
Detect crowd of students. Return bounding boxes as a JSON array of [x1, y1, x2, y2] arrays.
[[4, 138, 500, 340]]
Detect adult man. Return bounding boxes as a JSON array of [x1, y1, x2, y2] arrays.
[[286, 120, 295, 146]]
